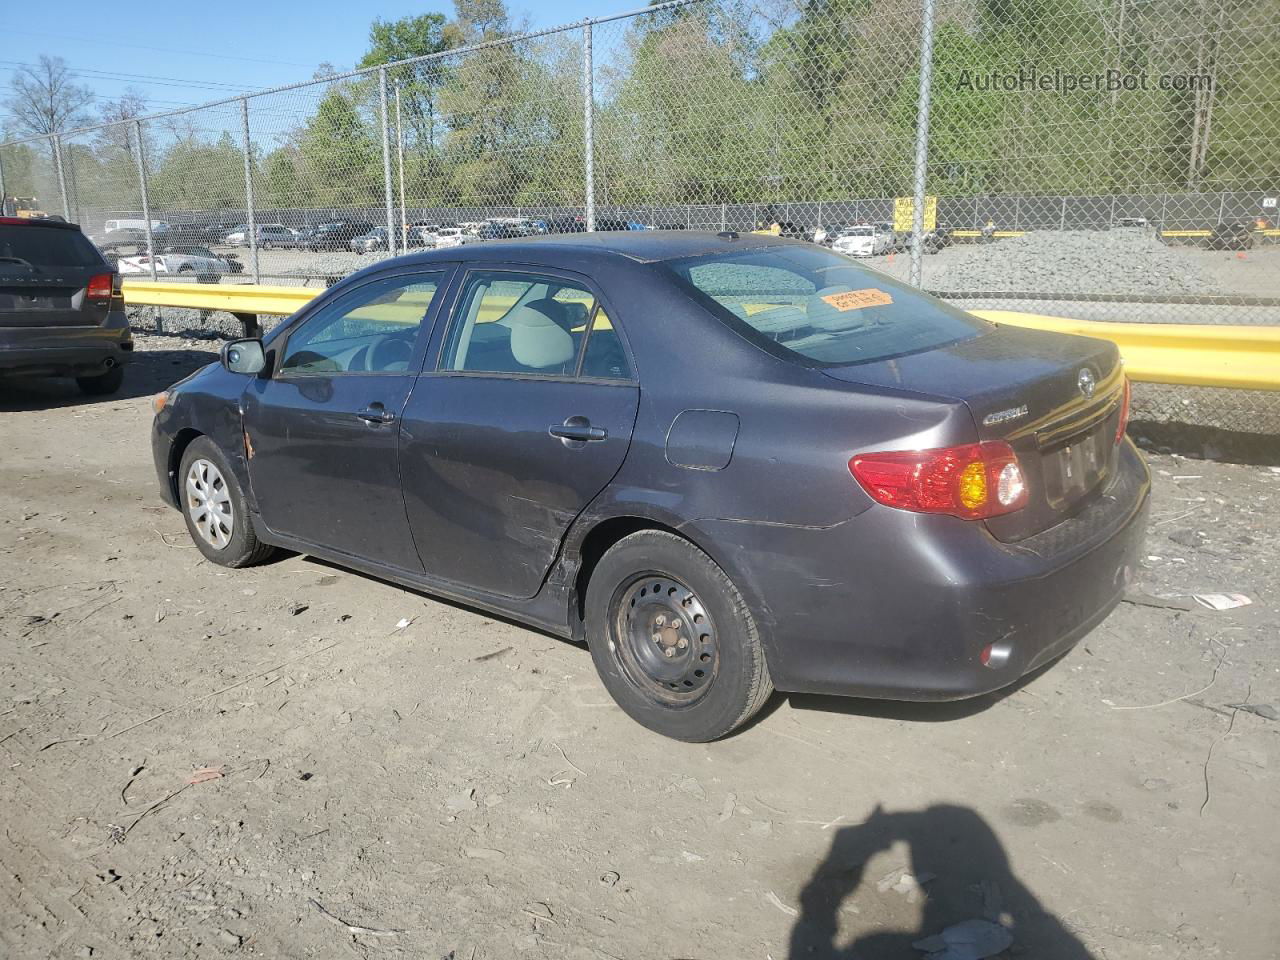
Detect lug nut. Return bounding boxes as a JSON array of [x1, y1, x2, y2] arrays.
[[670, 619, 681, 630], [652, 633, 662, 644], [663, 648, 675, 658], [654, 614, 666, 626], [677, 637, 688, 649]]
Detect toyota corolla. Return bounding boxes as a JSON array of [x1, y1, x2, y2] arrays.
[[151, 232, 1149, 741]]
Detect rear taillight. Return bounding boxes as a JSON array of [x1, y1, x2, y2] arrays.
[[849, 441, 1028, 520], [87, 273, 115, 300], [1115, 376, 1131, 445]]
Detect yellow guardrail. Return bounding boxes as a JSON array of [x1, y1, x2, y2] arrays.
[[122, 279, 318, 316], [974, 310, 1280, 391], [950, 229, 1028, 239], [121, 281, 1279, 391]]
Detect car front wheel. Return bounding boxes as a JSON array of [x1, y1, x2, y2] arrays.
[[585, 530, 773, 741], [178, 437, 275, 567]]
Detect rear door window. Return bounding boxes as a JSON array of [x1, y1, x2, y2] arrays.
[[666, 244, 987, 365], [0, 226, 104, 269], [440, 271, 611, 378]]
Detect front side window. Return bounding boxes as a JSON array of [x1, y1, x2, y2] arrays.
[[441, 271, 601, 377], [280, 273, 443, 375], [666, 244, 988, 365]]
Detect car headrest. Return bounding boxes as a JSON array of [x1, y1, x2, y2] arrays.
[[508, 303, 576, 370]]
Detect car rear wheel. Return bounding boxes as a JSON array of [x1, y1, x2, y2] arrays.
[[76, 366, 124, 395], [585, 530, 773, 741], [178, 437, 275, 567]]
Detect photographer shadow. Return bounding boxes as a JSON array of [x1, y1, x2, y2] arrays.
[[789, 804, 1095, 959]]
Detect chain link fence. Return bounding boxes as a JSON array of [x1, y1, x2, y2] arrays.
[[2, 0, 1277, 435]]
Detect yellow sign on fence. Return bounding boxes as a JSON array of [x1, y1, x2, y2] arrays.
[[893, 195, 937, 233]]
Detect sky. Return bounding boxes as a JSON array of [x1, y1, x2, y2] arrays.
[[2, 0, 608, 131]]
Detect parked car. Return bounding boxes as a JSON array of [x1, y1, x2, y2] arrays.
[[432, 226, 470, 249], [103, 218, 169, 236], [350, 227, 391, 254], [116, 244, 234, 282], [95, 226, 150, 248], [407, 222, 441, 248], [0, 216, 131, 394], [224, 224, 296, 249], [304, 221, 375, 252], [545, 215, 633, 233], [1208, 221, 1255, 251], [151, 232, 1148, 741], [831, 225, 890, 257]]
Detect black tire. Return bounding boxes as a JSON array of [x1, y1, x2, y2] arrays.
[[584, 530, 773, 741], [177, 436, 276, 568], [76, 366, 124, 395]]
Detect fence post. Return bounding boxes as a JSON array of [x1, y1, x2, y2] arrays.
[[583, 19, 596, 232], [395, 83, 407, 249], [908, 0, 937, 287], [0, 148, 6, 212], [53, 136, 71, 221], [379, 66, 397, 256], [132, 123, 159, 283], [1059, 195, 1067, 231], [240, 98, 260, 283]]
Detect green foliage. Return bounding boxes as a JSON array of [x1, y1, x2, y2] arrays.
[[25, 0, 1279, 215]]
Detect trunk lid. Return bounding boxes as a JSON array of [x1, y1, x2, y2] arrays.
[[822, 323, 1126, 540]]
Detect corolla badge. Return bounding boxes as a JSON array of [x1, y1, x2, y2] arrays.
[[982, 404, 1029, 426], [1077, 368, 1096, 398]]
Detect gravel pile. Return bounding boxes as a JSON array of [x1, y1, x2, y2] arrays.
[[924, 228, 1221, 295]]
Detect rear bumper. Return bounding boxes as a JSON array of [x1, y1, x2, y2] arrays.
[[0, 321, 133, 376], [690, 440, 1150, 700]]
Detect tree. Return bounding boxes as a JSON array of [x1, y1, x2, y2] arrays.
[[4, 55, 94, 136]]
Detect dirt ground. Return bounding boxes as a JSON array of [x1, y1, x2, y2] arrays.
[[1, 337, 1277, 960]]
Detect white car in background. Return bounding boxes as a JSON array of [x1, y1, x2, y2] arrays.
[[831, 225, 891, 257], [432, 227, 471, 249], [116, 244, 234, 282]]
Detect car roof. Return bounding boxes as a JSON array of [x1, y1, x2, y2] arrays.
[[0, 216, 81, 232], [408, 230, 796, 265]]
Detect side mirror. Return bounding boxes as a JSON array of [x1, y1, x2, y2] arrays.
[[222, 338, 266, 375]]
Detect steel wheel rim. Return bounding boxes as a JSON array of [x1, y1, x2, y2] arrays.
[[185, 458, 234, 549], [611, 573, 719, 707]]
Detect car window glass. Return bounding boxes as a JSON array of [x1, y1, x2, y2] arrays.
[[441, 272, 596, 376], [580, 307, 631, 380], [669, 245, 986, 365], [280, 273, 442, 376], [0, 226, 103, 268]]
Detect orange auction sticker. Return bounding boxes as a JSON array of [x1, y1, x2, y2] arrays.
[[821, 288, 894, 311]]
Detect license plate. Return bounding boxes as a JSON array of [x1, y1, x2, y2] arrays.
[[1045, 426, 1106, 507]]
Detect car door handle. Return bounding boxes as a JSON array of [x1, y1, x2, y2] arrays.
[[549, 417, 607, 442], [356, 403, 396, 425]]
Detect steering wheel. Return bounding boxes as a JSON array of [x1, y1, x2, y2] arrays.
[[366, 333, 414, 372]]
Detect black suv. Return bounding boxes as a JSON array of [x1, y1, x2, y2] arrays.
[[0, 217, 131, 394]]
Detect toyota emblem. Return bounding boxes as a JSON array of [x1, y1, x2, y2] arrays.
[[1077, 368, 1096, 398]]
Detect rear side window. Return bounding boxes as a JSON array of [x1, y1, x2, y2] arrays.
[[0, 226, 104, 268], [665, 245, 987, 365], [441, 271, 602, 377]]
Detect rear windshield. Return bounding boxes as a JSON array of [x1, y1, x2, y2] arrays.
[[0, 226, 104, 269], [665, 244, 987, 365]]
